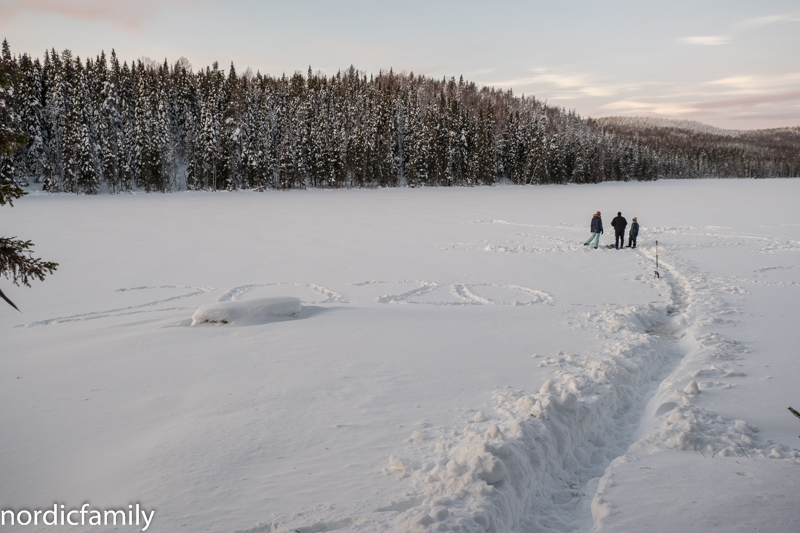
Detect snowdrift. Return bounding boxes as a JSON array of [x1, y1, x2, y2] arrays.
[[190, 297, 302, 326]]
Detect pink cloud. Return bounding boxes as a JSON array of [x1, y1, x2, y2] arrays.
[[678, 35, 730, 46], [689, 90, 800, 110], [593, 89, 800, 130], [0, 0, 188, 32]]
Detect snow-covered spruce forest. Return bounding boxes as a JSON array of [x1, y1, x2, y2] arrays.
[[2, 41, 799, 194]]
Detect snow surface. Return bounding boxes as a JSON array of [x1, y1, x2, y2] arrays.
[[2, 179, 800, 533]]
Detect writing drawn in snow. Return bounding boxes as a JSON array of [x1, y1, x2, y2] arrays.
[[16, 281, 553, 327], [15, 285, 214, 328], [217, 283, 349, 304], [351, 280, 554, 306]]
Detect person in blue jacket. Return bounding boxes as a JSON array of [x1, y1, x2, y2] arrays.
[[628, 217, 639, 248], [584, 211, 603, 248]]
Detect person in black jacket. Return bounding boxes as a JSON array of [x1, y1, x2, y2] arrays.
[[628, 217, 639, 248], [610, 212, 627, 250], [583, 211, 603, 248]]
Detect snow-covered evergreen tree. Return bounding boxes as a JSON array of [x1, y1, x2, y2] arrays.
[[0, 42, 58, 310], [0, 40, 23, 189]]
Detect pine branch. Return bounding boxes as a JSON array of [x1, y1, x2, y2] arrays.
[[0, 182, 25, 206], [0, 236, 59, 287], [0, 286, 19, 311]]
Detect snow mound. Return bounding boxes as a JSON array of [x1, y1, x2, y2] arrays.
[[190, 297, 302, 326]]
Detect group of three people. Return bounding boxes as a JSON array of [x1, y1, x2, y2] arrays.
[[584, 211, 639, 249]]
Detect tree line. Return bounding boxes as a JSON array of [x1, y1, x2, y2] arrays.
[[1, 39, 798, 194], [1, 49, 57, 310]]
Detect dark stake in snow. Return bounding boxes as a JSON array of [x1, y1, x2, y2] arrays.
[[789, 407, 800, 438], [654, 240, 660, 279]]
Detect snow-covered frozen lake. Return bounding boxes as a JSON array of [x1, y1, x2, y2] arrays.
[[2, 179, 799, 533]]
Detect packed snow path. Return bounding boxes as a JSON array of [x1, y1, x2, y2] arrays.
[[2, 180, 799, 533], [379, 270, 686, 533]]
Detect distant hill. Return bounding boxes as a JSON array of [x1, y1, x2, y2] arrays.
[[593, 117, 800, 179], [596, 117, 741, 137]]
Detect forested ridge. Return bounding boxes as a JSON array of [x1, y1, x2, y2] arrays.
[[595, 117, 800, 180], [1, 40, 798, 194]]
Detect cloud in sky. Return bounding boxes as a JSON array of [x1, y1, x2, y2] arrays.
[[484, 70, 643, 99], [587, 65, 800, 128], [0, 0, 186, 32], [598, 100, 690, 116], [678, 35, 730, 45], [704, 73, 800, 93], [0, 1, 797, 129], [735, 13, 800, 29], [483, 67, 800, 123], [690, 90, 800, 110], [677, 12, 800, 47], [601, 91, 800, 114], [596, 88, 800, 128]]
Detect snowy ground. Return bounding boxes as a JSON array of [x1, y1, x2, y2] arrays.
[[2, 179, 799, 533]]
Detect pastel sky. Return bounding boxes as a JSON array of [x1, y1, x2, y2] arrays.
[[2, 0, 798, 129]]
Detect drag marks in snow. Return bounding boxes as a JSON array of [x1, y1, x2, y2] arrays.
[[452, 284, 553, 306], [352, 280, 441, 305], [753, 265, 800, 272], [438, 235, 585, 255], [699, 268, 800, 293], [473, 219, 583, 232], [218, 283, 350, 304], [236, 516, 360, 533], [739, 265, 800, 288], [446, 222, 800, 256], [351, 280, 553, 306], [14, 285, 214, 328], [437, 220, 587, 255], [214, 281, 551, 308], [649, 226, 800, 254], [15, 281, 554, 328]]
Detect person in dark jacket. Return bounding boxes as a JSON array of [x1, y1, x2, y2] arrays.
[[628, 217, 639, 248], [583, 211, 603, 248], [610, 212, 627, 250]]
